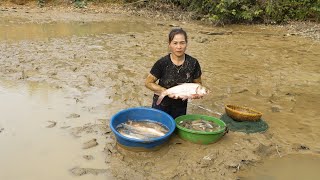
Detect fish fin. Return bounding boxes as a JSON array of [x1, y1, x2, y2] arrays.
[[195, 85, 200, 93], [181, 96, 189, 101], [190, 94, 198, 98]]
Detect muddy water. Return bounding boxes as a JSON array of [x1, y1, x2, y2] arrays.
[[0, 8, 319, 180], [0, 79, 111, 180], [238, 154, 320, 180], [0, 16, 150, 41]]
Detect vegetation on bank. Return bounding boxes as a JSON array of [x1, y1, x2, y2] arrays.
[[147, 0, 320, 24], [6, 0, 320, 24]]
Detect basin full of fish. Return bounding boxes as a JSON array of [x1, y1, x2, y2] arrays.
[[116, 120, 169, 140], [179, 119, 221, 132]]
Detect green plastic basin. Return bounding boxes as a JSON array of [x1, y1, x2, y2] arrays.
[[175, 114, 227, 145]]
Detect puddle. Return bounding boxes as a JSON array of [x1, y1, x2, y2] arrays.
[[238, 154, 320, 180], [0, 18, 151, 41], [0, 80, 112, 180]]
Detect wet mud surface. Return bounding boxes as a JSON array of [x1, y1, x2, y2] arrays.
[[0, 3, 320, 180]]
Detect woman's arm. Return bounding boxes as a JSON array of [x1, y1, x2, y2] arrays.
[[145, 73, 167, 95], [193, 77, 202, 84]]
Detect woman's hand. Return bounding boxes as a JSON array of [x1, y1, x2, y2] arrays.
[[168, 94, 179, 99], [145, 74, 167, 95]]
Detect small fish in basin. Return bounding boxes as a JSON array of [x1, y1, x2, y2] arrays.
[[179, 119, 221, 132]]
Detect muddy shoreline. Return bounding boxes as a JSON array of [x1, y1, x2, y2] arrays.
[[2, 1, 319, 41], [1, 1, 320, 180]]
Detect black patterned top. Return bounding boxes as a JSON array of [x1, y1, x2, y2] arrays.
[[150, 53, 202, 89]]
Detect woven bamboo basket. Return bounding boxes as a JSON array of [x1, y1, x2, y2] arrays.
[[225, 104, 262, 122]]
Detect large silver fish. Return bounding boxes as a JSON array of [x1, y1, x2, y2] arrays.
[[117, 120, 169, 140], [156, 83, 209, 105]]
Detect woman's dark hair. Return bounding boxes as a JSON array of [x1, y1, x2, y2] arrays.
[[168, 28, 188, 44]]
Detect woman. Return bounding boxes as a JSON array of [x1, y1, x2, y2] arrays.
[[145, 28, 203, 119]]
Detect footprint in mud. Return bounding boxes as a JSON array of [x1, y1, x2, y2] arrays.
[[83, 138, 98, 149], [46, 121, 57, 128], [83, 155, 94, 160], [67, 113, 80, 119], [70, 167, 107, 176], [292, 143, 310, 151]]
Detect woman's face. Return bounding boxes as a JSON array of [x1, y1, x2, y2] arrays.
[[169, 33, 187, 58]]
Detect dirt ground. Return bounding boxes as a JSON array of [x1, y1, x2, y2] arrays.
[[0, 1, 320, 180]]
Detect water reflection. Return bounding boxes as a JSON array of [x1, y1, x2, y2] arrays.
[[0, 19, 150, 41]]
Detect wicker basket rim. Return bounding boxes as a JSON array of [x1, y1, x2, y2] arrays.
[[225, 104, 262, 116]]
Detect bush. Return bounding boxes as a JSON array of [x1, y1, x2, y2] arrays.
[[7, 0, 320, 23], [166, 0, 320, 24]]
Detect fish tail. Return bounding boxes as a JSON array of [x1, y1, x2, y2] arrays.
[[156, 94, 166, 105]]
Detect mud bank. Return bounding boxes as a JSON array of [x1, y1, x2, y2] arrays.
[[0, 3, 320, 180]]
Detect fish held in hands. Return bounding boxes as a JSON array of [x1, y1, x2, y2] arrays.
[[156, 83, 209, 105]]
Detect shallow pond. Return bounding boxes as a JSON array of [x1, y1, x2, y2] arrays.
[[0, 7, 319, 180], [0, 16, 150, 41]]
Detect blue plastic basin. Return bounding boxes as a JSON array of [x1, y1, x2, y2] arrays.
[[110, 107, 176, 151]]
